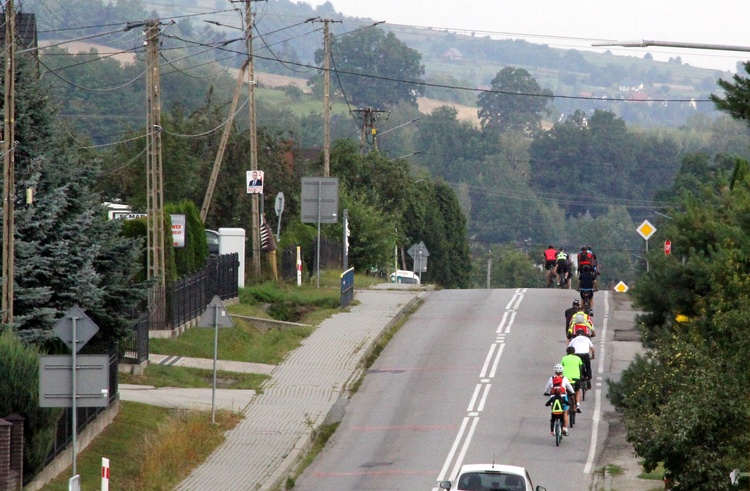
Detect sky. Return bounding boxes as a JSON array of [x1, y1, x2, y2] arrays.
[[303, 0, 750, 73]]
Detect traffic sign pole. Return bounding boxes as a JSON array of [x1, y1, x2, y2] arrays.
[[212, 303, 218, 424], [71, 316, 78, 477]]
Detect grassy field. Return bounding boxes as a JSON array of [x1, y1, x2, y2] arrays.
[[41, 402, 242, 491]]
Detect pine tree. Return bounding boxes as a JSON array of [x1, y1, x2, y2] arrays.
[[3, 54, 149, 344]]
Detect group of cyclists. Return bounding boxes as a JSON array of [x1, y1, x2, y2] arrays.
[[542, 244, 600, 440], [543, 245, 599, 297]]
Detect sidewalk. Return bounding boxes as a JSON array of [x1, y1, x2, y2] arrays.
[[155, 288, 424, 490], [591, 295, 661, 491]]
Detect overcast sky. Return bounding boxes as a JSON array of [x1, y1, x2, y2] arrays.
[[303, 0, 750, 73]]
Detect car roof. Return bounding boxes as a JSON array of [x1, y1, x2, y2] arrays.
[[458, 463, 527, 475]]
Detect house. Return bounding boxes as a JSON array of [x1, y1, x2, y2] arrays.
[[443, 48, 463, 61], [618, 80, 644, 92]]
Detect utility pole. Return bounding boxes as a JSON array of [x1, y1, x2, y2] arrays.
[[235, 0, 264, 279], [2, 0, 15, 325], [319, 19, 340, 176], [200, 62, 247, 222], [145, 19, 166, 327]]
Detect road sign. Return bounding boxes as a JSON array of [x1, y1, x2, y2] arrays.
[[614, 281, 629, 293], [39, 354, 109, 408], [636, 220, 656, 240], [275, 192, 285, 216], [198, 295, 234, 328], [664, 239, 671, 255], [407, 242, 430, 273], [301, 177, 339, 224], [53, 306, 100, 353]]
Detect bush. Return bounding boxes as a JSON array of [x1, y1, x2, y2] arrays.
[[0, 330, 62, 481]]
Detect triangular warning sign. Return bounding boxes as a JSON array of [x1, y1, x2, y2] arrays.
[[198, 295, 234, 328]]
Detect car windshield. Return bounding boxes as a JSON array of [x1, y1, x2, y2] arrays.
[[457, 471, 526, 491]]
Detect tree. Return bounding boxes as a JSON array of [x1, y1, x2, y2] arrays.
[[477, 67, 553, 134], [609, 160, 750, 489], [711, 61, 750, 123], [6, 55, 149, 344], [310, 28, 425, 109]]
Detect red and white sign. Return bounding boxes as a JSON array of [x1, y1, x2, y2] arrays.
[[664, 240, 671, 255], [101, 457, 110, 491], [296, 246, 302, 286]]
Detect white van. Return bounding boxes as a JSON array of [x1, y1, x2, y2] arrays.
[[390, 269, 420, 284]]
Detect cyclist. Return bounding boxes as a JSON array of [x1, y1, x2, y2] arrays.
[[545, 384, 567, 438], [577, 264, 596, 316], [569, 329, 595, 389], [568, 306, 595, 338], [564, 299, 580, 337], [544, 364, 574, 436], [543, 245, 557, 287], [577, 246, 593, 273], [561, 346, 584, 413], [555, 247, 570, 288]]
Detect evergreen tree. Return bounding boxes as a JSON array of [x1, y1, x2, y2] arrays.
[[3, 54, 149, 344]]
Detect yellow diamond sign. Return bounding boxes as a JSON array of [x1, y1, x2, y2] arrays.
[[637, 220, 656, 240], [614, 281, 629, 293]]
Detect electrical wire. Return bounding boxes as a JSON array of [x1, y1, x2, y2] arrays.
[[162, 97, 249, 138]]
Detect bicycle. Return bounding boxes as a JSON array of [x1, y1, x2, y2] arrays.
[[580, 288, 593, 312], [545, 392, 566, 446], [553, 413, 564, 446], [568, 388, 577, 427]]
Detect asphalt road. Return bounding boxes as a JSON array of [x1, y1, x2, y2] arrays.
[[294, 287, 607, 491]]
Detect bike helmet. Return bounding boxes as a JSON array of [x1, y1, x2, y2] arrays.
[[572, 299, 580, 307], [554, 364, 563, 374]]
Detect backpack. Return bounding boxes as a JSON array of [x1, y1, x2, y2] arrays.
[[552, 375, 564, 387], [578, 251, 592, 266]]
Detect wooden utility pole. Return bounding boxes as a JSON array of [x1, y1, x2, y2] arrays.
[[200, 62, 248, 223], [2, 0, 15, 325], [238, 0, 263, 279], [145, 20, 166, 326], [320, 19, 340, 176]]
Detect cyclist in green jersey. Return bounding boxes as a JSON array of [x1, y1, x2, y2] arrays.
[[561, 346, 584, 413]]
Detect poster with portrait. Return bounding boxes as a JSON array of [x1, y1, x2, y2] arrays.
[[246, 170, 264, 194]]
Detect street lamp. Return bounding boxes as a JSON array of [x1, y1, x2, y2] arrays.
[[593, 40, 750, 53]]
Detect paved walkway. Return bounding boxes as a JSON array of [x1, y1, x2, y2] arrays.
[[171, 288, 423, 491]]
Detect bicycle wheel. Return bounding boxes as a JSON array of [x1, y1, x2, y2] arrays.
[[554, 420, 562, 446], [568, 395, 576, 427]]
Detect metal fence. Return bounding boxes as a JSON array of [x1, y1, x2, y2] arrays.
[[121, 253, 239, 363], [168, 253, 239, 328]]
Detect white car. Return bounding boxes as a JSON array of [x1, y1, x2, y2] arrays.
[[439, 463, 547, 491]]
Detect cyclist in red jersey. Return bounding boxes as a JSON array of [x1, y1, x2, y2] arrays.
[[543, 245, 557, 287]]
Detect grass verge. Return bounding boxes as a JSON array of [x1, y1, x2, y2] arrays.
[[41, 402, 242, 491], [120, 364, 269, 390]]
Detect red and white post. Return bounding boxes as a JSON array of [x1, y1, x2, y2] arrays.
[[101, 457, 110, 491], [296, 246, 302, 286]]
